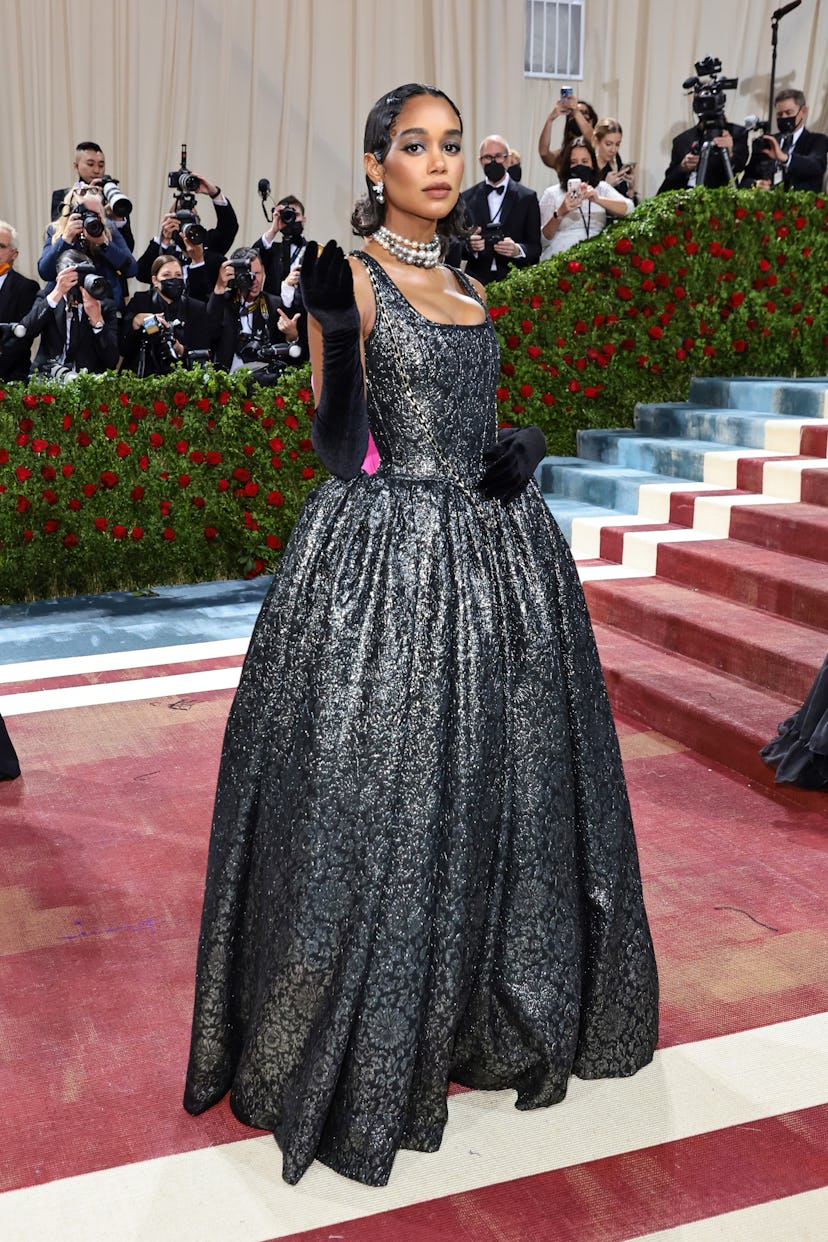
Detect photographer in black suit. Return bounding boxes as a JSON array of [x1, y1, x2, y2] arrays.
[[658, 58, 748, 193], [741, 89, 828, 192], [453, 134, 541, 285], [22, 248, 118, 379], [135, 172, 239, 300], [120, 255, 220, 376], [0, 221, 39, 381], [208, 248, 306, 384]]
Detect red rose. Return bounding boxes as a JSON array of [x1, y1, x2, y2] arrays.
[[160, 500, 172, 516], [732, 339, 748, 353], [63, 533, 78, 548], [639, 258, 655, 274], [189, 449, 205, 465], [568, 379, 581, 393], [131, 527, 144, 541], [703, 344, 716, 356], [299, 437, 313, 452], [192, 496, 205, 508], [685, 242, 699, 255], [232, 467, 251, 482], [149, 432, 164, 447], [22, 529, 32, 542], [44, 518, 59, 532], [112, 524, 127, 540], [567, 260, 582, 273], [173, 391, 188, 408], [266, 534, 282, 550], [41, 465, 56, 480], [17, 496, 31, 513], [614, 238, 632, 254], [519, 383, 533, 397], [76, 431, 92, 447], [31, 438, 48, 453], [271, 456, 282, 469], [541, 392, 554, 406], [163, 527, 176, 540], [266, 490, 284, 506], [204, 526, 219, 540], [243, 444, 255, 457], [195, 398, 211, 412], [274, 395, 285, 410], [301, 466, 315, 480], [130, 485, 145, 502], [82, 483, 97, 498], [16, 433, 29, 447], [179, 474, 192, 488], [243, 512, 259, 530], [104, 423, 117, 440], [243, 480, 259, 497], [616, 285, 633, 301], [67, 498, 81, 511], [22, 394, 38, 409], [205, 450, 223, 465], [284, 414, 299, 430], [116, 442, 131, 458], [0, 449, 7, 464], [218, 391, 230, 406], [100, 471, 119, 488], [648, 326, 663, 339], [297, 387, 312, 403], [15, 465, 31, 482], [496, 387, 509, 401], [94, 517, 108, 531], [138, 455, 149, 471], [217, 479, 230, 492], [557, 279, 571, 292], [153, 400, 167, 416]]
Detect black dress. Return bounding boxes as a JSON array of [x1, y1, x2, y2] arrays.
[[0, 712, 20, 780], [183, 253, 659, 1186], [761, 654, 828, 789]]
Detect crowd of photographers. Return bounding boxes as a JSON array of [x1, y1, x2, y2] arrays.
[[0, 142, 309, 385], [1, 69, 826, 384]]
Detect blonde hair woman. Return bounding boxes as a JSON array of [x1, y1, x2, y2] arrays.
[[37, 187, 136, 310]]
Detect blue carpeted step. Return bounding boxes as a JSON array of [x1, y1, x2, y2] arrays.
[[633, 403, 818, 448], [540, 496, 622, 544], [540, 457, 694, 513], [689, 376, 828, 418], [577, 429, 754, 481]]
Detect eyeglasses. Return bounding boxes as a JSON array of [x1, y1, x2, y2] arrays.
[[480, 152, 509, 163]]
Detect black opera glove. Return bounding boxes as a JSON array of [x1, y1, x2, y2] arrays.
[[300, 240, 368, 480], [479, 425, 546, 505]]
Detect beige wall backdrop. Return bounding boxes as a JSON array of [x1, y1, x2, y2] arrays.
[[3, 0, 828, 280]]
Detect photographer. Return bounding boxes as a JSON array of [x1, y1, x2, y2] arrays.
[[537, 93, 599, 171], [0, 220, 39, 382], [208, 247, 306, 383], [253, 194, 307, 301], [50, 141, 135, 254], [741, 89, 828, 192], [120, 255, 220, 377], [540, 137, 634, 259], [38, 188, 136, 312], [658, 58, 748, 193], [22, 248, 118, 379], [135, 171, 238, 299], [454, 133, 541, 285]]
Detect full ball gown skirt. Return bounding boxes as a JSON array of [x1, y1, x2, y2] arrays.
[[760, 653, 828, 789], [184, 254, 659, 1186]]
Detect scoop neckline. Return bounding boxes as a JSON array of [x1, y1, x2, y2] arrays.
[[357, 251, 489, 330]]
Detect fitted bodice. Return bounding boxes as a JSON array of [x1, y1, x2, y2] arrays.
[[357, 253, 501, 482]]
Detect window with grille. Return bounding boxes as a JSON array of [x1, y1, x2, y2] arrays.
[[524, 0, 584, 79]]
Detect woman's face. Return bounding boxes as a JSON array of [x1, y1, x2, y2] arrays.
[[367, 94, 464, 233], [569, 148, 594, 173], [596, 131, 621, 165], [152, 260, 183, 296]]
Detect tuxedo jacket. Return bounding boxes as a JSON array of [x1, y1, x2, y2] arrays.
[[658, 123, 749, 193], [0, 268, 40, 381], [135, 201, 240, 288], [252, 234, 307, 298], [207, 289, 309, 372], [23, 292, 119, 374], [456, 179, 542, 284], [741, 127, 828, 192], [119, 289, 222, 375]]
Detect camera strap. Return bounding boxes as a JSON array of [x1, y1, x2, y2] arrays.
[[577, 201, 593, 239]]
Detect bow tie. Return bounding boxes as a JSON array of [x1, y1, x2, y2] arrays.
[[489, 184, 506, 195]]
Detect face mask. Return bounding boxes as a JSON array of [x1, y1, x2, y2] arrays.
[[483, 159, 506, 184], [159, 277, 185, 300], [508, 163, 522, 183], [569, 164, 596, 187], [777, 113, 799, 134]]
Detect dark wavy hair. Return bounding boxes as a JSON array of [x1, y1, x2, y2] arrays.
[[351, 83, 471, 240], [557, 135, 599, 183]]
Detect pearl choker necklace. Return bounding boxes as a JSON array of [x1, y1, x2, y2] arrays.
[[372, 225, 441, 268]]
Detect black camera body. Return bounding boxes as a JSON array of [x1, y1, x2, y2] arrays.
[[72, 210, 105, 239], [238, 334, 299, 387], [140, 313, 182, 370], [168, 143, 200, 211], [482, 222, 505, 246], [67, 261, 108, 303], [229, 258, 255, 294], [171, 210, 207, 249], [683, 55, 738, 137]]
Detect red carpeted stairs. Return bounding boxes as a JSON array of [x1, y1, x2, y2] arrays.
[[542, 377, 828, 810]]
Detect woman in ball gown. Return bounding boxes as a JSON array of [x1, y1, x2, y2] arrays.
[[183, 83, 659, 1188], [761, 654, 828, 789]]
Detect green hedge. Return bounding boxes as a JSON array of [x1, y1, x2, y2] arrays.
[[488, 186, 828, 454], [2, 186, 827, 603]]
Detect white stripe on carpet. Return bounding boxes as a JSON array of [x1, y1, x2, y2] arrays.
[[0, 638, 249, 685], [0, 666, 242, 715], [0, 1012, 826, 1242]]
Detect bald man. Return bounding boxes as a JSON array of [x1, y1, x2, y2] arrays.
[[454, 133, 541, 285]]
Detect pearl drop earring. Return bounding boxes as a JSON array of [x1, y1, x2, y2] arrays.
[[372, 179, 385, 204]]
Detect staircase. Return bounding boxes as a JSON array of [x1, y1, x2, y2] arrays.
[[540, 376, 828, 809]]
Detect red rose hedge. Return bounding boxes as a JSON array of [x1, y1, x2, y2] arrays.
[[2, 186, 826, 603]]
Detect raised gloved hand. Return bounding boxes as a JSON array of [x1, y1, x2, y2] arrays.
[[479, 425, 546, 505], [300, 241, 367, 480]]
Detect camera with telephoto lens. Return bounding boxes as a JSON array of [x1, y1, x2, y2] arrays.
[[71, 209, 105, 239], [228, 258, 255, 294], [141, 314, 181, 368], [98, 175, 132, 217], [238, 333, 301, 386], [682, 55, 738, 137], [171, 210, 207, 249], [66, 261, 108, 303]]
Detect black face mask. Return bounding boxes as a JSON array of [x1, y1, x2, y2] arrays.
[[777, 113, 799, 135], [483, 159, 507, 184], [159, 277, 185, 300], [508, 163, 523, 183], [568, 164, 597, 187]]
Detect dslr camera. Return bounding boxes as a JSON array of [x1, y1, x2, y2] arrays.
[[98, 175, 132, 218], [171, 210, 207, 249], [228, 257, 255, 294], [168, 142, 200, 210], [481, 222, 505, 246], [141, 313, 180, 365], [71, 209, 105, 240], [238, 333, 301, 387], [67, 262, 108, 303]]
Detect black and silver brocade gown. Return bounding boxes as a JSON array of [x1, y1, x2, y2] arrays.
[[184, 253, 658, 1186]]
